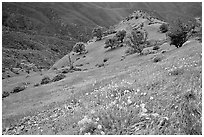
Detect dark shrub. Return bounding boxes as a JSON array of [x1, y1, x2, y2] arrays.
[[153, 45, 160, 50], [104, 37, 119, 49], [153, 56, 162, 63], [103, 58, 108, 62], [41, 76, 51, 85], [12, 85, 26, 93], [72, 42, 86, 54], [52, 73, 66, 82], [92, 27, 103, 41], [168, 19, 193, 48], [160, 23, 169, 33], [115, 30, 126, 43], [2, 91, 9, 98], [60, 68, 70, 74]]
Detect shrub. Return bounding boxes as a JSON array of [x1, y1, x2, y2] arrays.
[[160, 23, 169, 33], [153, 45, 160, 50], [168, 19, 193, 48], [168, 68, 184, 76], [125, 30, 148, 55], [72, 42, 86, 54], [2, 91, 9, 98], [52, 73, 66, 82], [104, 37, 119, 49], [34, 83, 40, 87], [12, 85, 26, 93], [92, 27, 103, 41], [41, 76, 51, 85], [115, 30, 126, 43], [153, 56, 162, 63]]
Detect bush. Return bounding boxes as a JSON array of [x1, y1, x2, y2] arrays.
[[160, 23, 169, 33], [104, 37, 119, 49], [168, 19, 193, 48], [41, 76, 51, 85], [125, 30, 148, 55], [153, 56, 162, 63], [168, 68, 184, 76], [12, 85, 26, 93], [52, 73, 66, 82], [153, 45, 160, 50], [2, 91, 9, 98], [34, 83, 40, 87], [92, 27, 103, 41], [115, 30, 126, 43], [72, 42, 86, 54]]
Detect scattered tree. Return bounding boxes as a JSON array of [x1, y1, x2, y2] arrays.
[[41, 76, 51, 85], [168, 19, 193, 48], [115, 30, 126, 43], [104, 37, 119, 49], [52, 73, 66, 82], [125, 30, 148, 55], [92, 27, 103, 41], [72, 42, 86, 54]]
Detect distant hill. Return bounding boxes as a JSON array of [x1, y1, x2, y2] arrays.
[[2, 2, 202, 76]]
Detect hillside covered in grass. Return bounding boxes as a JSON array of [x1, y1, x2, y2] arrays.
[[2, 2, 202, 135]]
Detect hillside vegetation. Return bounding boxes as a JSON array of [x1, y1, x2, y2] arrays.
[[2, 2, 202, 135]]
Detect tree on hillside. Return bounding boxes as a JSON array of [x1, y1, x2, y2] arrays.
[[92, 27, 103, 41], [125, 30, 148, 55], [72, 42, 86, 54], [104, 37, 120, 49], [115, 30, 126, 43], [168, 19, 194, 48]]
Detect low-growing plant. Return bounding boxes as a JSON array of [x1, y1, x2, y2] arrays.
[[125, 30, 148, 55], [168, 68, 184, 76], [52, 73, 66, 82], [153, 56, 163, 63], [34, 83, 40, 87], [153, 45, 160, 50], [40, 76, 51, 85], [72, 42, 86, 54], [2, 91, 10, 98], [12, 85, 26, 93], [160, 23, 169, 33]]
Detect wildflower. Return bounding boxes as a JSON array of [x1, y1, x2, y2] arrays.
[[127, 99, 132, 104], [96, 117, 100, 121], [97, 124, 102, 130], [101, 131, 105, 135], [85, 132, 91, 135], [90, 110, 96, 114]]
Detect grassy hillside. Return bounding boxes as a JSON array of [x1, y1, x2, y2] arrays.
[[2, 3, 202, 135]]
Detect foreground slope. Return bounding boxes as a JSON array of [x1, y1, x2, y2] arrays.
[[2, 38, 202, 134]]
